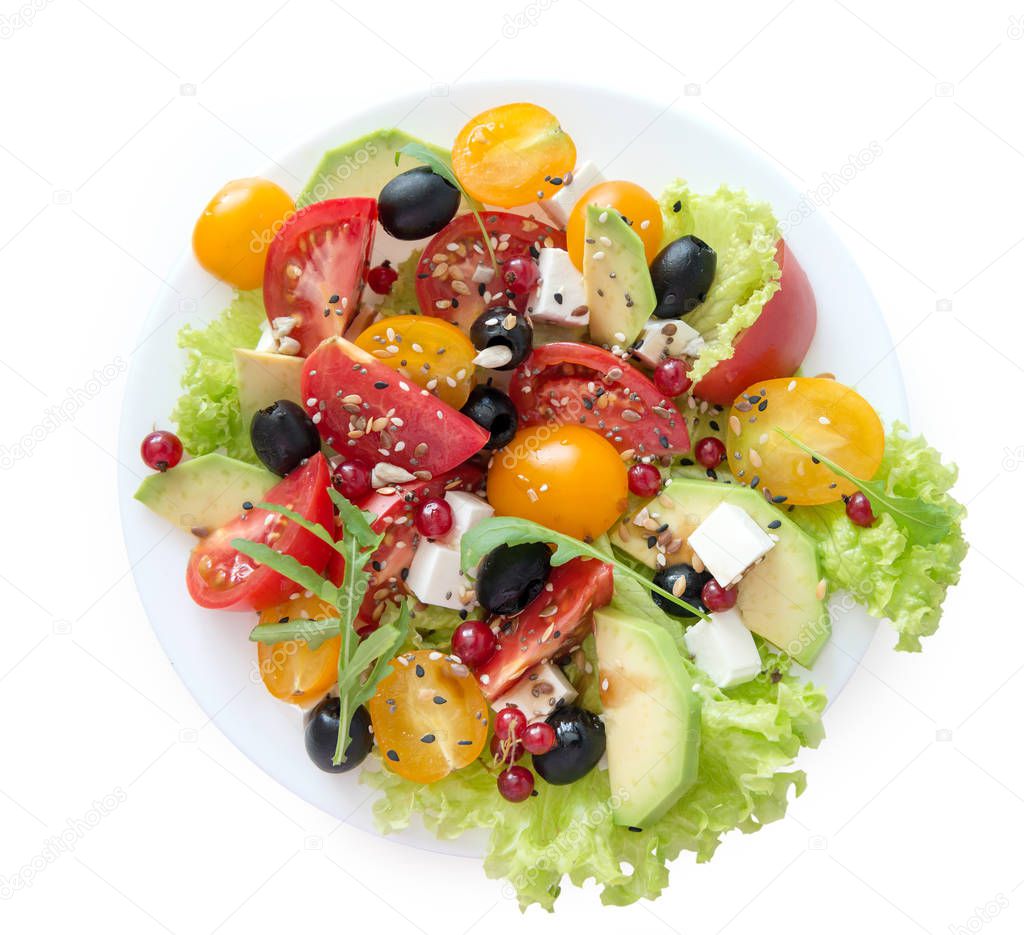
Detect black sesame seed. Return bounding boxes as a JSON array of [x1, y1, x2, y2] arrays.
[[707, 468, 718, 480], [646, 535, 657, 548], [242, 501, 253, 511], [386, 749, 400, 762], [679, 458, 695, 467], [758, 399, 768, 412], [768, 519, 782, 529], [672, 201, 682, 213], [329, 294, 340, 304], [433, 695, 447, 705], [400, 568, 410, 581], [659, 435, 670, 449], [628, 826, 643, 832], [478, 282, 486, 296], [709, 420, 720, 432], [420, 734, 436, 744], [772, 495, 788, 504], [415, 664, 425, 677], [553, 292, 563, 305], [457, 739, 472, 746], [750, 475, 760, 489], [372, 560, 383, 572], [374, 381, 389, 389], [811, 456, 820, 465]]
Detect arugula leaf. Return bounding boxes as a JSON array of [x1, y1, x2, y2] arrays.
[[328, 488, 384, 552], [231, 540, 339, 604], [339, 600, 411, 708], [775, 429, 953, 546], [249, 617, 342, 651], [395, 143, 497, 267], [254, 500, 338, 551], [460, 516, 708, 620]]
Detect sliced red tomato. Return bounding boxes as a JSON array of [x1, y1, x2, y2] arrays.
[[327, 465, 485, 632], [302, 337, 489, 476], [186, 454, 334, 612], [508, 343, 691, 458], [474, 558, 614, 702], [415, 211, 565, 330], [692, 240, 817, 406], [263, 198, 377, 356]]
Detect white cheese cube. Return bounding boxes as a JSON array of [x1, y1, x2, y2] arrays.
[[631, 319, 705, 367], [405, 540, 476, 611], [687, 502, 776, 587], [440, 491, 493, 547], [684, 608, 762, 688], [527, 248, 589, 326], [539, 160, 605, 227], [490, 662, 578, 723]]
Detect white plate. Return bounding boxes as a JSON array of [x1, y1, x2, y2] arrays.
[[117, 80, 907, 855]]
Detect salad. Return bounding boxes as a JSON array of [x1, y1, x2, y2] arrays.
[[133, 101, 967, 910]]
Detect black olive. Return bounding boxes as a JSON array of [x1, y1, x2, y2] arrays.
[[460, 386, 518, 449], [378, 166, 460, 241], [250, 399, 321, 476], [469, 306, 532, 370], [652, 562, 711, 618], [476, 542, 551, 616], [650, 235, 717, 319], [532, 705, 606, 785], [304, 699, 372, 773]]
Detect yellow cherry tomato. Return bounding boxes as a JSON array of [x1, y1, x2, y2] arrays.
[[193, 178, 295, 290], [487, 424, 628, 540], [727, 377, 885, 505], [452, 103, 576, 208], [566, 180, 664, 269], [353, 315, 477, 408], [368, 650, 489, 783], [256, 595, 341, 704]]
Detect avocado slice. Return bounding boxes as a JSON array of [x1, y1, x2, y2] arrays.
[[584, 204, 656, 349], [594, 606, 700, 828], [234, 348, 305, 430], [297, 128, 454, 207], [134, 454, 276, 533], [616, 478, 830, 666]]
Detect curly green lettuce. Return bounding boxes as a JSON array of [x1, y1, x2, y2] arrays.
[[660, 183, 781, 385], [790, 424, 967, 651], [366, 574, 825, 910], [171, 290, 265, 463], [376, 250, 423, 318]]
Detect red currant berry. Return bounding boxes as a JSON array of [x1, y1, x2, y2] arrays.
[[140, 431, 183, 472], [490, 733, 524, 764], [701, 578, 738, 613], [521, 721, 556, 755], [366, 262, 398, 295], [652, 358, 692, 397], [627, 462, 661, 498], [451, 619, 497, 668], [694, 436, 726, 469], [497, 765, 534, 802], [502, 256, 539, 296], [494, 705, 527, 741], [415, 497, 454, 538], [332, 458, 372, 501], [845, 492, 876, 528]]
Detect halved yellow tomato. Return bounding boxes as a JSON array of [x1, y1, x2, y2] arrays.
[[727, 377, 884, 505], [256, 594, 340, 704], [368, 650, 489, 783], [451, 103, 576, 208], [353, 315, 477, 408], [566, 180, 663, 269]]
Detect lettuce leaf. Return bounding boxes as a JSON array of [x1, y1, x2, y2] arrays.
[[375, 250, 423, 318], [172, 290, 265, 462], [790, 424, 967, 651], [660, 183, 781, 385], [366, 573, 826, 910]]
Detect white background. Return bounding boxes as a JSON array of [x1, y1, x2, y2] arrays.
[[1, 1, 1022, 932]]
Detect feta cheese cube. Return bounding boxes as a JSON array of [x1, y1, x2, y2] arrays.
[[490, 662, 578, 723], [539, 160, 605, 227], [687, 502, 776, 587], [440, 491, 493, 547], [631, 319, 704, 368], [405, 540, 475, 611], [684, 608, 762, 688], [527, 248, 589, 326]]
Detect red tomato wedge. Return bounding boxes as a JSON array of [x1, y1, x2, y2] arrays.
[[474, 558, 613, 702], [302, 337, 489, 476], [416, 211, 565, 330], [186, 454, 333, 612], [328, 465, 485, 632], [509, 343, 691, 458], [692, 240, 817, 406], [263, 198, 377, 356]]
